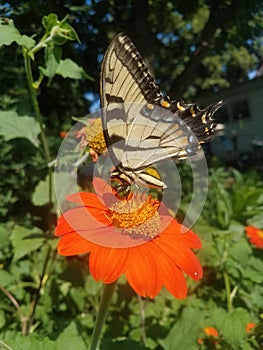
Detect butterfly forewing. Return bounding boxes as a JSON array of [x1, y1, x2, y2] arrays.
[[100, 33, 222, 189], [100, 33, 162, 108]]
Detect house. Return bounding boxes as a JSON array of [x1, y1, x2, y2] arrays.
[[198, 75, 263, 164]]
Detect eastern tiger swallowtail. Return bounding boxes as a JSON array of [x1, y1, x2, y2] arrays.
[[100, 33, 223, 190]]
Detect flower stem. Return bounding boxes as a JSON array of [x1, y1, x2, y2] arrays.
[[137, 295, 147, 345], [31, 36, 52, 55], [223, 270, 233, 313], [27, 245, 53, 332], [0, 285, 27, 335], [89, 281, 117, 350], [23, 47, 52, 205]]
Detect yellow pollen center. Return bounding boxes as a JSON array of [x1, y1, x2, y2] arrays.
[[108, 196, 161, 240], [86, 118, 107, 154], [256, 229, 263, 239]]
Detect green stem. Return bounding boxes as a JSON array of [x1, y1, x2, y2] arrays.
[[27, 245, 52, 333], [23, 49, 50, 163], [89, 281, 118, 350], [223, 270, 233, 313], [23, 48, 52, 204], [21, 47, 54, 333], [0, 285, 27, 335], [31, 36, 52, 55], [0, 340, 14, 350], [137, 295, 147, 345]]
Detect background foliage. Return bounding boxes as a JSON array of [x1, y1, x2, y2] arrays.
[[0, 1, 263, 349]]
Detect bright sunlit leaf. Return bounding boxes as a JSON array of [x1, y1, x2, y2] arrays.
[[0, 18, 35, 48], [0, 111, 41, 147]]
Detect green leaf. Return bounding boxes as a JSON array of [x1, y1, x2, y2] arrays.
[[243, 257, 263, 283], [0, 309, 6, 329], [221, 309, 250, 347], [42, 14, 59, 33], [44, 44, 62, 83], [42, 14, 80, 45], [0, 111, 41, 147], [101, 339, 147, 350], [32, 177, 51, 206], [56, 58, 92, 80], [55, 320, 90, 350], [10, 226, 45, 262], [0, 18, 35, 48], [2, 332, 58, 350], [0, 270, 16, 287], [159, 308, 204, 350], [0, 224, 12, 258], [40, 57, 92, 82], [229, 238, 251, 268]]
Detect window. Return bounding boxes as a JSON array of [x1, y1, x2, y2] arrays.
[[232, 100, 250, 120]]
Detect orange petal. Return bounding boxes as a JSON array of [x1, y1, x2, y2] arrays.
[[147, 241, 188, 299], [89, 246, 129, 283], [154, 233, 203, 280], [125, 244, 162, 298], [57, 232, 94, 255], [160, 257, 187, 299], [245, 226, 257, 235], [55, 206, 110, 237], [66, 192, 107, 210], [176, 229, 202, 249], [93, 177, 114, 194], [56, 207, 135, 247], [162, 220, 202, 249]]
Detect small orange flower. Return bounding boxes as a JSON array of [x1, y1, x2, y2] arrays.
[[246, 323, 256, 333], [55, 179, 203, 299], [60, 131, 67, 138], [245, 226, 263, 249], [204, 327, 219, 338], [197, 338, 203, 345], [198, 327, 219, 346]]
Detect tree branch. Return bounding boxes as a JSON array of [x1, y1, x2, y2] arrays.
[[171, 1, 238, 96]]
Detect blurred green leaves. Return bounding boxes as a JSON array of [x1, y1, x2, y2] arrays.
[[203, 168, 263, 229], [10, 226, 45, 262]]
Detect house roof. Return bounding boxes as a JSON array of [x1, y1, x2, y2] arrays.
[[198, 75, 263, 104]]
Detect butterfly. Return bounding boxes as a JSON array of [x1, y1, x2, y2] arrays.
[[100, 33, 223, 190]]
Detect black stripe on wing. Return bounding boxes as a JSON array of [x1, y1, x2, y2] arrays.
[[169, 100, 224, 143], [100, 33, 163, 108]]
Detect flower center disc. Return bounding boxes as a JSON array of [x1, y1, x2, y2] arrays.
[[109, 195, 161, 240]]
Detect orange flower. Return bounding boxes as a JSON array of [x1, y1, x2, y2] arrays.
[[245, 226, 263, 249], [204, 327, 219, 338], [59, 131, 67, 138], [246, 323, 256, 333], [197, 337, 203, 345], [55, 179, 203, 299], [198, 327, 219, 346]]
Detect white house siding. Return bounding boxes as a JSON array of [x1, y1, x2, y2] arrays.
[[197, 76, 263, 160]]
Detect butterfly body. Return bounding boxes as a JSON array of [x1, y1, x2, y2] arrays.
[[100, 33, 223, 190]]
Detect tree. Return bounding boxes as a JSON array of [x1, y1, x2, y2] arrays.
[[0, 0, 262, 115]]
